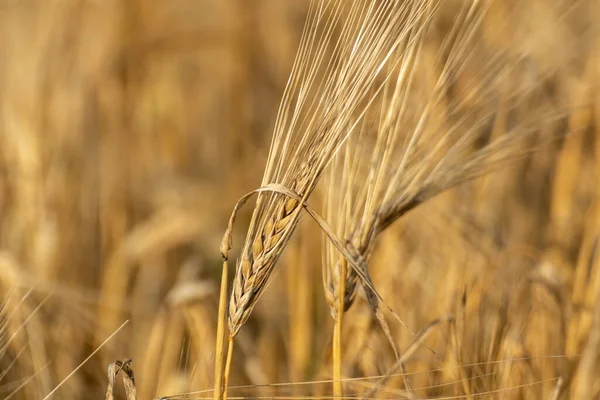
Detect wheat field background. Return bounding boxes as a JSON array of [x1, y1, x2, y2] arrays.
[[0, 1, 599, 399]]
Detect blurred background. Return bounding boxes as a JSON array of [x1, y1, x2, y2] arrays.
[[0, 1, 600, 399]]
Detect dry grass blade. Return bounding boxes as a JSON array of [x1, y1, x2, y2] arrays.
[[105, 359, 137, 400]]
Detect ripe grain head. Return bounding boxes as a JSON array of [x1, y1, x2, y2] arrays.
[[321, 0, 579, 320], [227, 0, 440, 337]]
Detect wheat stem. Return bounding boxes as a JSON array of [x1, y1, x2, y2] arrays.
[[213, 260, 229, 400], [222, 336, 235, 400], [333, 259, 347, 398]]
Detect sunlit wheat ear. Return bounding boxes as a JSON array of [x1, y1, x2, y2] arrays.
[[322, 0, 576, 345], [226, 0, 439, 339]]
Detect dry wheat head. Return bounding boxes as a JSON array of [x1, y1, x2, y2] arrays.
[[227, 0, 439, 337], [322, 0, 580, 319]]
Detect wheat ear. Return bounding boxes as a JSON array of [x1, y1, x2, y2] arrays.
[[221, 3, 440, 395], [216, 7, 444, 396], [227, 0, 439, 339], [322, 0, 576, 385]]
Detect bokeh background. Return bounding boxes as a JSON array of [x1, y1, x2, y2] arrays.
[[1, 1, 600, 399]]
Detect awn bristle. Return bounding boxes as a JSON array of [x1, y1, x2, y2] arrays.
[[227, 0, 439, 337], [322, 0, 576, 318]]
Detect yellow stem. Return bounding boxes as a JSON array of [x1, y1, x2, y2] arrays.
[[213, 260, 228, 400], [333, 259, 347, 398], [222, 336, 235, 400]]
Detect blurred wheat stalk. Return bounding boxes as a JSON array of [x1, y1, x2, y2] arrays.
[[0, 0, 599, 399]]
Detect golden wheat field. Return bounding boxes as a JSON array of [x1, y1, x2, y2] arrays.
[[1, 0, 600, 399]]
